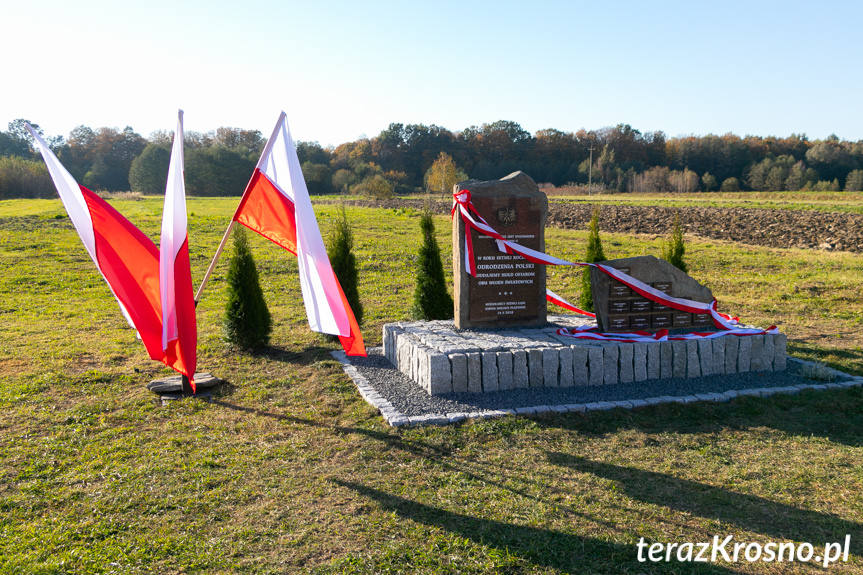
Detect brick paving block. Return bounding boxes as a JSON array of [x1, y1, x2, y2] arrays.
[[646, 342, 660, 380], [428, 353, 452, 395], [543, 348, 560, 387], [481, 351, 499, 392], [660, 341, 674, 379], [724, 335, 739, 373], [698, 338, 713, 377], [467, 352, 482, 393], [773, 333, 787, 371], [750, 335, 767, 371], [738, 336, 752, 372], [711, 337, 726, 375], [633, 342, 648, 381], [512, 349, 529, 389], [450, 353, 468, 393], [588, 346, 605, 386], [686, 340, 701, 378], [528, 348, 544, 388], [672, 340, 687, 378], [619, 344, 634, 383], [603, 345, 619, 385], [558, 347, 573, 387], [764, 334, 776, 371]]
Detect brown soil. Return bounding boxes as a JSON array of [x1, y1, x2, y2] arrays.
[[332, 197, 863, 253]]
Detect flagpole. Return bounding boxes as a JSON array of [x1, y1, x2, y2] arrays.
[[194, 220, 236, 303]]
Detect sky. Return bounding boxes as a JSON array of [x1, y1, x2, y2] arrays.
[[3, 0, 862, 148]]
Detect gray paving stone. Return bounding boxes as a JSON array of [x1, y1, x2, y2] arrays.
[[528, 348, 544, 388], [698, 338, 713, 377], [467, 352, 482, 393], [619, 344, 634, 383], [543, 348, 560, 387], [646, 342, 660, 380], [659, 341, 673, 379], [497, 351, 513, 391], [481, 351, 499, 393], [686, 340, 701, 378], [724, 335, 739, 374], [633, 342, 648, 382], [774, 333, 787, 371], [738, 336, 752, 372], [558, 347, 573, 387], [428, 353, 452, 395], [750, 335, 766, 371], [587, 346, 604, 386], [512, 349, 529, 389], [763, 334, 775, 371], [603, 345, 619, 385], [671, 340, 687, 378], [711, 337, 726, 375], [571, 345, 588, 386], [450, 353, 468, 393]]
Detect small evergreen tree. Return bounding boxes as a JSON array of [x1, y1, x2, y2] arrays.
[[661, 212, 688, 272], [327, 205, 363, 327], [412, 210, 453, 320], [578, 208, 606, 312], [223, 227, 272, 349]]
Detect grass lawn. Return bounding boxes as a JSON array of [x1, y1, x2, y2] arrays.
[[1, 196, 862, 574]]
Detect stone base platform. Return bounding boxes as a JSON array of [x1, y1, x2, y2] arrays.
[[383, 316, 787, 396]]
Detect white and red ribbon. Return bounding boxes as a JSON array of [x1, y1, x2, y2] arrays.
[[454, 189, 775, 340]]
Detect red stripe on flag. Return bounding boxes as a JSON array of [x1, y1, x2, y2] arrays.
[[82, 187, 163, 361], [163, 237, 197, 382], [234, 169, 298, 254], [334, 276, 366, 357]]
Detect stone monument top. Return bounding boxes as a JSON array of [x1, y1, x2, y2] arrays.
[[452, 172, 547, 329]]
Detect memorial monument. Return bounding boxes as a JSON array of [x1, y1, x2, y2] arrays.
[[382, 173, 787, 396], [452, 172, 547, 328]]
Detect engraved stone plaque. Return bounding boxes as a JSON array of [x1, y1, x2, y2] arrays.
[[453, 172, 547, 328]]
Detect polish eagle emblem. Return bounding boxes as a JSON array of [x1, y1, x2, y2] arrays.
[[496, 207, 516, 227]]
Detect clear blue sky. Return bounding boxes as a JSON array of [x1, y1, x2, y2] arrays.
[[4, 0, 862, 147]]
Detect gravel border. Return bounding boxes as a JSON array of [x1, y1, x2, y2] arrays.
[[332, 348, 863, 427]]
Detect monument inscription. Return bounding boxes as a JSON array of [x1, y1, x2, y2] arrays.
[[453, 172, 547, 328]]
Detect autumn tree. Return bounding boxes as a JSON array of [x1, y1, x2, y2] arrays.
[[424, 152, 468, 197]]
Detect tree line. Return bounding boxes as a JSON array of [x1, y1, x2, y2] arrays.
[[2, 117, 863, 200]]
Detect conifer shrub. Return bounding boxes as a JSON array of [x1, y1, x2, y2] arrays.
[[662, 211, 688, 272], [223, 227, 272, 349], [412, 210, 453, 320], [327, 205, 363, 327], [578, 208, 606, 312]]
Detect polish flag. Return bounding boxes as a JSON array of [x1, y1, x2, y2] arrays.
[[232, 112, 365, 356], [27, 122, 196, 381], [160, 111, 197, 386]]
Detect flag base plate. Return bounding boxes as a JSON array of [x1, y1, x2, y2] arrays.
[[147, 372, 225, 395]]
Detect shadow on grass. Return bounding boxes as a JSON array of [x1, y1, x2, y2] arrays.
[[531, 385, 863, 448], [231, 343, 337, 365], [332, 478, 739, 574], [789, 341, 863, 376], [547, 453, 861, 556]]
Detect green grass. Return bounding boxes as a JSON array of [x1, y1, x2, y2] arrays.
[[1, 196, 863, 574]]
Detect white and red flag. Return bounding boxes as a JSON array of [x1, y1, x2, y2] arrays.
[[231, 112, 365, 356], [27, 118, 197, 383], [159, 111, 198, 386]]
